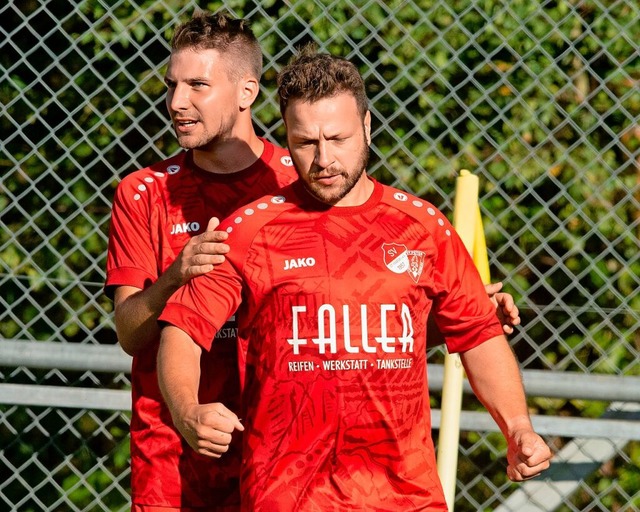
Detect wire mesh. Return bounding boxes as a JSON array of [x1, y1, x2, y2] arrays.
[[1, 0, 639, 510]]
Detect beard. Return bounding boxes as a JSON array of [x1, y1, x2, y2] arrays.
[[295, 135, 370, 205], [173, 112, 237, 151]]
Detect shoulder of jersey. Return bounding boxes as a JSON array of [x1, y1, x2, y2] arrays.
[[264, 141, 295, 173], [116, 153, 186, 197], [380, 182, 455, 234], [220, 183, 298, 240]]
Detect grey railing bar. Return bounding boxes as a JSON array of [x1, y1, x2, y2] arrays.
[[0, 339, 132, 373], [2, 339, 640, 402], [2, 383, 639, 440]]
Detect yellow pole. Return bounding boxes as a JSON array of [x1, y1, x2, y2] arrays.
[[436, 169, 490, 511], [472, 203, 491, 284]]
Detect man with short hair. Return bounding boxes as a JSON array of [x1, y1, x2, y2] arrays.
[[157, 48, 550, 511], [107, 11, 520, 511], [105, 12, 298, 511]]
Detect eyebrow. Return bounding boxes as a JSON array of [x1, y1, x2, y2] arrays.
[[163, 75, 210, 84]]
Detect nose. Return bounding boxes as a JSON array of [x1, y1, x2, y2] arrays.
[[314, 139, 333, 169], [167, 83, 190, 112]]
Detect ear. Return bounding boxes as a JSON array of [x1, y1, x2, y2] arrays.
[[364, 110, 372, 145], [238, 75, 260, 110]]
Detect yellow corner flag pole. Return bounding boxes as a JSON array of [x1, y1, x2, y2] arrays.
[[436, 169, 490, 511]]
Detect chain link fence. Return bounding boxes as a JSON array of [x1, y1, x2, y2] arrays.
[[1, 0, 639, 510]]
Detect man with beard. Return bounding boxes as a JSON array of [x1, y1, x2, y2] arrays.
[[106, 15, 519, 512], [156, 48, 550, 511]]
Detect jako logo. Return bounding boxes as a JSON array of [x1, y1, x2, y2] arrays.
[[170, 222, 200, 235], [284, 257, 316, 270]]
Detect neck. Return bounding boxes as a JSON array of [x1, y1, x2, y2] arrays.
[[192, 125, 264, 174]]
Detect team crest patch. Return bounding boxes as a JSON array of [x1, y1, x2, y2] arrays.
[[382, 243, 425, 283]]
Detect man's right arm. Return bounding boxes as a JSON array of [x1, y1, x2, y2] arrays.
[[114, 280, 182, 356], [114, 217, 229, 356], [157, 324, 244, 457]]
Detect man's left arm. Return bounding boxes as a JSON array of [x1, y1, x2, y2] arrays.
[[459, 335, 552, 481], [427, 282, 520, 347]]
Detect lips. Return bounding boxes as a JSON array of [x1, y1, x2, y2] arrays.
[[313, 171, 337, 178], [311, 167, 343, 181], [174, 118, 198, 133], [312, 174, 343, 188]]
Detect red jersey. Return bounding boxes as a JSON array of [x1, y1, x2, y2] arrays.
[[105, 139, 297, 508], [160, 179, 504, 511]]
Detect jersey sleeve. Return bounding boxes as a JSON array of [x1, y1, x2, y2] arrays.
[[159, 203, 256, 351], [159, 187, 295, 351], [104, 173, 158, 299], [429, 214, 503, 353], [159, 259, 243, 352]]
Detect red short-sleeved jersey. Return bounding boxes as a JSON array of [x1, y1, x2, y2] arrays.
[[160, 179, 504, 512], [105, 139, 297, 509]]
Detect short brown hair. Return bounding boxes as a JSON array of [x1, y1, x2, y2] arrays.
[[277, 45, 368, 119], [171, 11, 262, 82]]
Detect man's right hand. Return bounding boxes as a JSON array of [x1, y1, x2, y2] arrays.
[[114, 217, 231, 355], [172, 217, 231, 285], [175, 401, 245, 458]]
